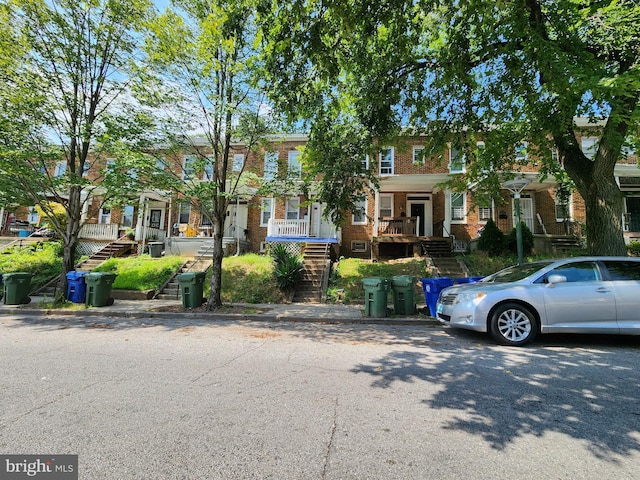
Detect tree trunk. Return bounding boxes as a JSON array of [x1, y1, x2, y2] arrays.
[[563, 153, 627, 256], [206, 215, 224, 310], [60, 186, 83, 300]]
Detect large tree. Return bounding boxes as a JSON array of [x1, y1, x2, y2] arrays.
[[258, 0, 640, 254], [144, 0, 272, 310], [0, 0, 155, 296]]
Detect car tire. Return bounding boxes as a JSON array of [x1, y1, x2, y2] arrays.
[[489, 303, 538, 346]]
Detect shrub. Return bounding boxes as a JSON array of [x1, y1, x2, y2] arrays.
[[505, 222, 534, 256], [477, 219, 505, 255], [628, 241, 640, 257], [270, 246, 304, 294]]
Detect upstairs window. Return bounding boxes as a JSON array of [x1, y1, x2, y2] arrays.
[[449, 147, 466, 173], [232, 154, 244, 172], [264, 151, 278, 180], [54, 162, 66, 177], [515, 142, 528, 162], [581, 137, 598, 160], [182, 155, 196, 180], [288, 150, 302, 178], [203, 155, 215, 181], [413, 146, 425, 165], [379, 147, 394, 175]]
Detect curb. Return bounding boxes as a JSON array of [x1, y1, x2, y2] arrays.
[[0, 306, 441, 327]]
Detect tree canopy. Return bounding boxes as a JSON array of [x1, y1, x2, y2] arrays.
[[258, 0, 640, 254]]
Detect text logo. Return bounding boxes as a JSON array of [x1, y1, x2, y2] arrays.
[[1, 456, 77, 480]]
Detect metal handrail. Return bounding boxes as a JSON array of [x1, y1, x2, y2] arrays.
[[318, 242, 331, 303]]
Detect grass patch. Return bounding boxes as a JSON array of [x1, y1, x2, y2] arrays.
[[219, 254, 288, 303], [327, 258, 429, 304], [93, 255, 185, 291], [0, 241, 63, 288]]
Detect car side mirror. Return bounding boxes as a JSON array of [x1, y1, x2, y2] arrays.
[[547, 274, 567, 285]]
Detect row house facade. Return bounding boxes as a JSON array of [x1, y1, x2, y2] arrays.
[[2, 126, 639, 259]]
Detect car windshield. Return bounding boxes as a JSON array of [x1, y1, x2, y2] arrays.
[[482, 261, 554, 283]]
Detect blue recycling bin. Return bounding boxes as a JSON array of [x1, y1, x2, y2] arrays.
[[420, 277, 454, 317], [454, 276, 485, 284], [66, 271, 88, 303]]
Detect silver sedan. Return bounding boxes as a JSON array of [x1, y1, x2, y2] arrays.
[[435, 256, 640, 346]]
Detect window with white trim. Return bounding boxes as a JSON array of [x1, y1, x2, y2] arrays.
[[555, 192, 572, 222], [478, 206, 492, 223], [288, 150, 302, 178], [449, 146, 466, 173], [99, 208, 111, 224], [232, 154, 244, 172], [379, 147, 394, 175], [286, 197, 300, 220], [264, 151, 278, 180], [361, 155, 369, 171], [121, 205, 134, 228], [451, 193, 466, 222], [379, 194, 393, 218], [54, 162, 66, 177], [413, 146, 425, 165], [581, 137, 598, 160], [352, 199, 367, 225], [178, 203, 191, 224], [515, 142, 528, 161], [182, 155, 196, 179], [203, 155, 214, 181], [351, 240, 368, 253], [260, 198, 273, 226]]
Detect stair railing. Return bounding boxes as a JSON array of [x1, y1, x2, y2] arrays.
[[318, 242, 331, 303]]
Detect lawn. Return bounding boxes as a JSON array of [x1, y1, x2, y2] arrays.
[[93, 255, 186, 291]]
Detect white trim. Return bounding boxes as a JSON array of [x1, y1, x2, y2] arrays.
[[379, 147, 394, 176], [352, 198, 368, 225], [260, 198, 273, 227]]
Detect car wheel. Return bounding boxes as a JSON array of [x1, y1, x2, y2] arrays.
[[489, 303, 538, 346]]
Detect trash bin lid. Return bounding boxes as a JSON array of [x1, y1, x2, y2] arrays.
[[362, 277, 388, 288], [177, 271, 206, 281], [66, 271, 88, 280], [85, 272, 117, 282], [391, 275, 416, 287], [2, 272, 32, 281]]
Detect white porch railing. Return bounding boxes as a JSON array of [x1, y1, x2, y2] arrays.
[[141, 227, 166, 241], [79, 223, 119, 240], [267, 219, 310, 237]]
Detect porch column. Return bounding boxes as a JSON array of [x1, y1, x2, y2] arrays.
[[373, 190, 380, 237], [444, 189, 452, 238], [0, 207, 5, 230], [135, 194, 146, 241]]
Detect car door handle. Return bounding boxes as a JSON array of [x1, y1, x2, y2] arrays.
[[595, 287, 610, 293]]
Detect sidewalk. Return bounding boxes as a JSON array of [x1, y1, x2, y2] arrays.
[[0, 296, 439, 326]]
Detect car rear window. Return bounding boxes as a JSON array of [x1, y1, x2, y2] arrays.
[[602, 261, 640, 281]]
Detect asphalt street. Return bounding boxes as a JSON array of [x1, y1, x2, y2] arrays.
[[1, 313, 639, 479]]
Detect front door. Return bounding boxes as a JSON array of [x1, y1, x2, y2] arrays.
[[514, 196, 534, 232], [408, 195, 433, 237], [149, 209, 162, 229], [310, 202, 333, 238]]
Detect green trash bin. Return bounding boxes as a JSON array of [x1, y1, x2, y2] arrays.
[[85, 272, 117, 307], [3, 272, 32, 305], [177, 272, 206, 308], [362, 277, 389, 317], [391, 275, 417, 315], [148, 242, 163, 258]]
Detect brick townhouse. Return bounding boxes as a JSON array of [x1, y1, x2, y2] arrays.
[[1, 123, 639, 260]]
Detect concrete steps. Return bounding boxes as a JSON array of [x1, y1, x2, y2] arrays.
[[154, 259, 211, 300], [293, 243, 331, 303]]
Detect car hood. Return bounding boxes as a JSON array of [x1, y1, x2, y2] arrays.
[[440, 281, 528, 296]]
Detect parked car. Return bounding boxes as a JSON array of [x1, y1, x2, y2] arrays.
[[435, 257, 640, 346]]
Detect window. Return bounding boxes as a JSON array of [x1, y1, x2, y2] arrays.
[[449, 147, 466, 173], [352, 199, 367, 225], [156, 158, 166, 172], [379, 147, 394, 175], [286, 197, 300, 220], [548, 262, 600, 282], [203, 155, 214, 181], [178, 203, 191, 224], [288, 150, 302, 178], [551, 146, 559, 162], [478, 206, 492, 223], [81, 161, 90, 177], [232, 154, 244, 172], [555, 191, 572, 222], [379, 194, 393, 218], [361, 155, 369, 171], [451, 193, 466, 222], [105, 158, 116, 177], [413, 146, 425, 165], [603, 261, 640, 281], [99, 208, 111, 224], [182, 155, 196, 179], [351, 240, 368, 253], [581, 137, 598, 160], [515, 142, 528, 161], [54, 162, 66, 177], [260, 198, 273, 226], [121, 205, 134, 228], [264, 151, 278, 180], [200, 213, 212, 227]]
